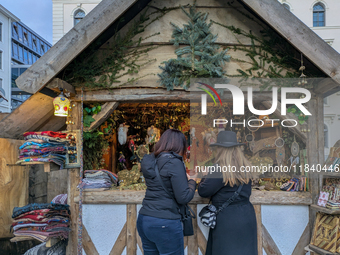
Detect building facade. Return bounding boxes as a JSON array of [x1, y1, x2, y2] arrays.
[[11, 22, 51, 109], [277, 0, 340, 157], [0, 5, 19, 113], [52, 0, 101, 44]]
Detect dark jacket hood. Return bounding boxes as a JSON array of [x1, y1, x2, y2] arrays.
[[141, 151, 183, 179]]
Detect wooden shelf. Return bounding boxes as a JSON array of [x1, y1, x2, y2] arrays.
[[310, 204, 340, 214], [321, 172, 340, 178], [19, 162, 50, 172], [308, 244, 340, 255]]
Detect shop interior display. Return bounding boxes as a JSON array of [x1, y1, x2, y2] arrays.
[[81, 102, 308, 191]]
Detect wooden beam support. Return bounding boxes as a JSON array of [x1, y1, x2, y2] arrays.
[[187, 204, 198, 255], [254, 205, 263, 255], [83, 225, 99, 255], [16, 0, 139, 94], [109, 223, 127, 255], [197, 227, 207, 255], [262, 101, 307, 143], [291, 224, 310, 255], [262, 224, 282, 255], [240, 0, 340, 85], [314, 78, 340, 97], [86, 102, 119, 132], [66, 168, 80, 255], [75, 190, 312, 205], [73, 88, 276, 102], [307, 97, 320, 236], [46, 78, 76, 97], [0, 93, 54, 139], [126, 204, 137, 255]]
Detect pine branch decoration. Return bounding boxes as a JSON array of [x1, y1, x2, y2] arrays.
[[158, 4, 230, 90]]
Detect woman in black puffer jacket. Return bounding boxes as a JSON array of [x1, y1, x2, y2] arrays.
[[137, 129, 196, 255]]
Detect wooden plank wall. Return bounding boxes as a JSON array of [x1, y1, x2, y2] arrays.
[[0, 138, 28, 238]]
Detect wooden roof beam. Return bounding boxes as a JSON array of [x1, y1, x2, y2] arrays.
[[15, 0, 138, 94], [86, 102, 119, 132], [46, 78, 76, 97], [239, 0, 340, 86]]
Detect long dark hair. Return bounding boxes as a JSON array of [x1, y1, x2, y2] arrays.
[[154, 129, 187, 157]]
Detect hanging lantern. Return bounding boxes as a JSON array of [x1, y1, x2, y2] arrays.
[[53, 90, 70, 117]]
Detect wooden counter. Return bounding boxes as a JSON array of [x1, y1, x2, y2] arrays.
[[75, 190, 312, 205]]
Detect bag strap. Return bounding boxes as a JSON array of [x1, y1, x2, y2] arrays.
[[154, 159, 196, 219], [216, 183, 244, 213]]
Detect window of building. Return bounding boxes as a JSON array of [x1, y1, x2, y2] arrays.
[[324, 97, 329, 105], [324, 124, 329, 148], [0, 23, 2, 42], [0, 51, 2, 69], [0, 78, 4, 104], [32, 38, 37, 49], [282, 3, 290, 11], [12, 42, 18, 58], [18, 46, 23, 62], [12, 25, 18, 39], [41, 44, 45, 54], [23, 32, 28, 43], [74, 9, 86, 26], [313, 3, 325, 27]]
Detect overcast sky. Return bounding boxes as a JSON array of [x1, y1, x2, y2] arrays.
[[1, 0, 52, 44]]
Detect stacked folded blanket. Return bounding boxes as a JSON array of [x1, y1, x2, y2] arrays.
[[326, 201, 340, 210], [11, 200, 70, 243], [16, 131, 73, 169], [80, 169, 118, 190]]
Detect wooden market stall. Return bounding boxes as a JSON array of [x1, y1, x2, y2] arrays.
[[2, 0, 340, 254]]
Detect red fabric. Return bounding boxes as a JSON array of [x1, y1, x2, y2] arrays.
[[14, 209, 50, 220], [23, 131, 68, 138]]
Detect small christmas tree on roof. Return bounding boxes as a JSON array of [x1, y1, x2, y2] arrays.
[[158, 4, 230, 90]]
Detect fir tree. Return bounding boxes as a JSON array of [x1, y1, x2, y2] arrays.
[[158, 4, 230, 90]]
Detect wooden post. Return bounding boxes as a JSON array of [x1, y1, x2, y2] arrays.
[[126, 204, 137, 255], [66, 101, 81, 255], [254, 205, 263, 255], [307, 97, 320, 236], [188, 204, 198, 255], [66, 168, 80, 255]]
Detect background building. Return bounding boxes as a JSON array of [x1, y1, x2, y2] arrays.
[[278, 0, 340, 157], [52, 0, 101, 44], [11, 22, 51, 109], [0, 5, 19, 113]]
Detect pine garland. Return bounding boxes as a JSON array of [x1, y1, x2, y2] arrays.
[[158, 4, 230, 90]]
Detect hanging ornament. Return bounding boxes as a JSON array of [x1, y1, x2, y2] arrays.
[[118, 124, 129, 145], [53, 89, 70, 117], [298, 54, 307, 86], [145, 125, 161, 144], [275, 137, 285, 165], [247, 116, 261, 133], [291, 135, 300, 157]]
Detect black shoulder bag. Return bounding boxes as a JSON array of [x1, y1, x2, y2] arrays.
[[155, 162, 196, 236], [199, 183, 243, 229]]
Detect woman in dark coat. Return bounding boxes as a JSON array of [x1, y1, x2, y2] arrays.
[[137, 129, 196, 255], [198, 131, 258, 255]]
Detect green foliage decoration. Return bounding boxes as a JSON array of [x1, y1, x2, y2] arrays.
[[63, 10, 165, 89], [287, 105, 308, 124], [83, 105, 102, 127], [158, 4, 230, 90], [210, 2, 325, 90], [83, 131, 109, 170]]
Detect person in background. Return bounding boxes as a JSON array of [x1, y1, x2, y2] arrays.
[[137, 129, 196, 255], [198, 130, 258, 255]]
